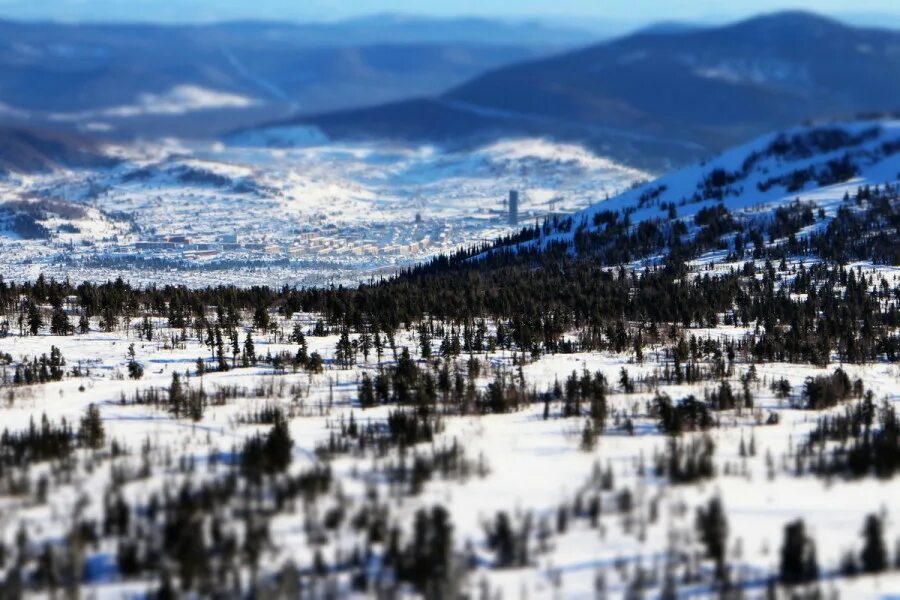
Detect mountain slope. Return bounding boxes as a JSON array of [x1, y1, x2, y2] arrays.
[[265, 12, 900, 169], [486, 118, 900, 266], [0, 126, 115, 175]]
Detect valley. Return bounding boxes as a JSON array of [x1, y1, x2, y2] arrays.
[[0, 137, 644, 287]]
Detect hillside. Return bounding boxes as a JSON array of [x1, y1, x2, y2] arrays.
[[482, 119, 900, 267], [543, 121, 900, 253], [0, 126, 114, 175], [263, 12, 900, 169]]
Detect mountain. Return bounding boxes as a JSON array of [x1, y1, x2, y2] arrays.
[[0, 125, 115, 175], [258, 12, 900, 170], [0, 17, 597, 139], [492, 118, 900, 264]]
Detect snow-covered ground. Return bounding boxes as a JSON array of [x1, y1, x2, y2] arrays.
[[1, 305, 899, 597]]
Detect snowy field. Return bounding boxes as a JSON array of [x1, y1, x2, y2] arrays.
[[1, 300, 899, 598]]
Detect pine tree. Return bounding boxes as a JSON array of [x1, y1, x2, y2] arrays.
[[374, 330, 383, 362], [253, 305, 270, 332], [359, 330, 372, 362], [241, 414, 293, 479], [169, 372, 185, 418], [79, 404, 105, 449], [289, 329, 308, 369], [230, 330, 240, 367], [590, 372, 607, 429], [244, 333, 256, 366], [307, 352, 324, 374], [780, 520, 818, 585], [418, 323, 432, 359], [634, 332, 643, 364], [335, 329, 354, 369], [860, 514, 888, 574], [487, 512, 517, 568], [49, 346, 65, 380], [27, 301, 43, 335], [50, 307, 71, 335], [141, 316, 153, 341], [127, 344, 144, 379], [78, 314, 90, 334], [580, 420, 596, 452], [359, 372, 375, 409], [186, 386, 205, 422], [290, 322, 305, 344], [619, 367, 634, 393], [696, 497, 728, 582]]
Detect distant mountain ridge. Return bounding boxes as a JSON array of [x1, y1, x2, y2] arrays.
[[257, 11, 900, 170], [0, 16, 595, 139]]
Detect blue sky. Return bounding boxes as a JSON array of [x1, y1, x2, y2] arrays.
[[0, 0, 897, 25]]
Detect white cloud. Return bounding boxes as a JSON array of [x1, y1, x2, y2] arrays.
[[102, 85, 257, 117], [49, 85, 259, 122]]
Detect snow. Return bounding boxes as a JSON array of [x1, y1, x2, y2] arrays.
[[1, 313, 899, 597], [48, 85, 259, 122], [691, 58, 811, 86]]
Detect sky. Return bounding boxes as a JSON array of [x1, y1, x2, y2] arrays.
[[0, 0, 897, 26]]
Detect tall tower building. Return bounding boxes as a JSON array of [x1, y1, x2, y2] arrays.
[[508, 189, 519, 226]]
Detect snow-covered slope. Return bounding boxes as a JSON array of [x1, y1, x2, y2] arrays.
[[533, 119, 900, 251]]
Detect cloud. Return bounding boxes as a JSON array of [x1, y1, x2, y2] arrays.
[[101, 85, 257, 117], [49, 85, 258, 122]]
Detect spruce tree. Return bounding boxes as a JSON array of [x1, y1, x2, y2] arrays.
[[359, 372, 375, 409], [307, 352, 324, 374], [780, 520, 819, 585], [860, 514, 888, 574], [169, 372, 185, 418], [244, 333, 256, 366], [127, 344, 144, 379], [27, 301, 43, 335], [79, 404, 105, 450], [696, 497, 728, 582], [50, 307, 71, 335]]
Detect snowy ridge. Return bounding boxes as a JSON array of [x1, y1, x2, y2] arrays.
[[529, 119, 900, 251]]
